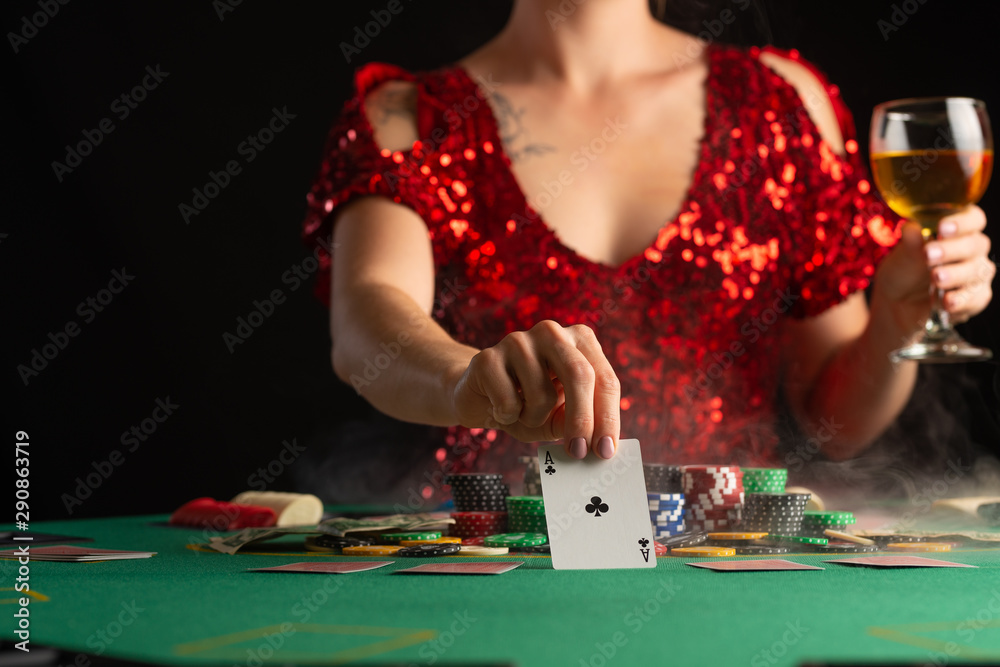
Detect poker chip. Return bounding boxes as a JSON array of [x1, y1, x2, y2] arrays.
[[887, 542, 953, 552], [657, 532, 707, 549], [506, 496, 548, 539], [449, 510, 508, 539], [456, 545, 509, 556], [644, 464, 683, 493], [766, 535, 828, 546], [381, 531, 441, 544], [815, 543, 881, 553], [668, 546, 736, 557], [822, 530, 874, 545], [396, 543, 462, 557], [869, 535, 926, 547], [398, 537, 463, 546], [304, 534, 372, 552], [483, 533, 547, 548], [803, 511, 856, 526], [654, 541, 669, 557], [683, 465, 744, 532], [447, 473, 510, 512], [732, 545, 790, 555], [342, 545, 401, 556], [510, 543, 551, 554], [461, 537, 486, 546], [741, 468, 788, 495], [707, 532, 768, 541]]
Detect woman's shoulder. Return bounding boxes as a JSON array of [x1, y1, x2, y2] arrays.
[[711, 43, 849, 153]]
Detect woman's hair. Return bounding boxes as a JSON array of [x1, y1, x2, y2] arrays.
[[650, 0, 772, 47]]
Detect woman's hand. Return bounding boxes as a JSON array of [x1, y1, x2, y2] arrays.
[[872, 206, 994, 340], [449, 320, 621, 459]]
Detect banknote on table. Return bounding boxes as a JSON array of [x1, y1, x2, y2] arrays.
[[206, 526, 322, 555], [318, 513, 453, 537]]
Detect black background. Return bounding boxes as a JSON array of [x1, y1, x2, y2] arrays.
[[5, 0, 999, 520]]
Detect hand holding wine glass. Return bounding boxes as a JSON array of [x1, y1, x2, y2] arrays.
[[869, 97, 995, 362]]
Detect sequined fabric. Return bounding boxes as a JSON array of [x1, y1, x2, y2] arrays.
[[302, 44, 900, 477]]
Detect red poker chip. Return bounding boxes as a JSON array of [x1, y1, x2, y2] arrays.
[[654, 542, 669, 556], [682, 465, 741, 473], [461, 537, 487, 546]]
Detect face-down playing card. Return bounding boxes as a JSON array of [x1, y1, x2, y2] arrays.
[[538, 439, 656, 570]]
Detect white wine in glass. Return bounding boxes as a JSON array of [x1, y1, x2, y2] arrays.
[[870, 97, 993, 362]]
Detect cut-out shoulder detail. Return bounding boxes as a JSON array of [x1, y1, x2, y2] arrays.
[[363, 80, 419, 152], [759, 51, 845, 155]]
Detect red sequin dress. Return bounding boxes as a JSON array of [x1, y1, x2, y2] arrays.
[[302, 44, 900, 479]]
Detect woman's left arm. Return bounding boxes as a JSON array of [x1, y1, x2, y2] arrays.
[[760, 51, 994, 460], [783, 209, 993, 460]]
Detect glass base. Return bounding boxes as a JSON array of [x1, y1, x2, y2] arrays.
[[890, 333, 994, 364]]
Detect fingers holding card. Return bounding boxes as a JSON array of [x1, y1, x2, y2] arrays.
[[538, 439, 656, 570]]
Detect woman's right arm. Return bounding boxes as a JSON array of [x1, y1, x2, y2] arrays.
[[330, 196, 622, 459], [327, 83, 621, 458]]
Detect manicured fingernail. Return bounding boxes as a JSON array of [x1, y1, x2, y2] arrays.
[[938, 221, 957, 237], [597, 436, 615, 459], [926, 244, 943, 263], [934, 268, 949, 285], [569, 437, 587, 459]]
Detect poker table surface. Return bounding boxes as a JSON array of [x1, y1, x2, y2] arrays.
[[4, 512, 1000, 667]]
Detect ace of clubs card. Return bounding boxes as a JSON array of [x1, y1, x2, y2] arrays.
[[538, 439, 656, 570]]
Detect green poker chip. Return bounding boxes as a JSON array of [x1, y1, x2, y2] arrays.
[[483, 533, 547, 548], [803, 511, 856, 525], [380, 531, 442, 543]]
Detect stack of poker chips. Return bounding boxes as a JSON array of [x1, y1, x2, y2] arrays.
[[446, 473, 509, 511], [681, 465, 744, 531], [643, 464, 683, 493], [799, 510, 856, 538], [519, 456, 542, 496], [448, 511, 508, 539], [741, 468, 788, 494], [505, 496, 548, 536], [648, 493, 685, 538], [739, 492, 810, 534]]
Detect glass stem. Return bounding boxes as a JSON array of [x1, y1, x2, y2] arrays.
[[923, 231, 953, 341]]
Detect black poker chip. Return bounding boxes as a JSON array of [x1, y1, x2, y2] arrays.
[[814, 543, 881, 553], [510, 543, 551, 554], [732, 545, 791, 555], [656, 531, 707, 549], [396, 543, 462, 557], [305, 534, 373, 552], [868, 535, 926, 547]]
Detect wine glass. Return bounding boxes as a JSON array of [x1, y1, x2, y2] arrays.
[[870, 97, 994, 362]]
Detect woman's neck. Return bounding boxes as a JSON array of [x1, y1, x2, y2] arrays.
[[489, 0, 697, 91]]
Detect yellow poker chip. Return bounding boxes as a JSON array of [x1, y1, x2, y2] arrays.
[[398, 537, 463, 546], [669, 546, 736, 557], [706, 532, 768, 541], [341, 545, 402, 556], [823, 529, 874, 546], [886, 542, 952, 552]]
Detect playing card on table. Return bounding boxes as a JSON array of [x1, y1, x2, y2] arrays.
[[248, 561, 392, 574], [687, 559, 824, 572], [825, 556, 976, 568], [538, 439, 656, 570], [395, 562, 524, 575], [0, 546, 155, 561]]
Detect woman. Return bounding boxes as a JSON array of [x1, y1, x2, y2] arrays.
[[301, 1, 993, 482]]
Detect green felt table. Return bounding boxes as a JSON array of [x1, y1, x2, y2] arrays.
[[4, 514, 1000, 666]]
